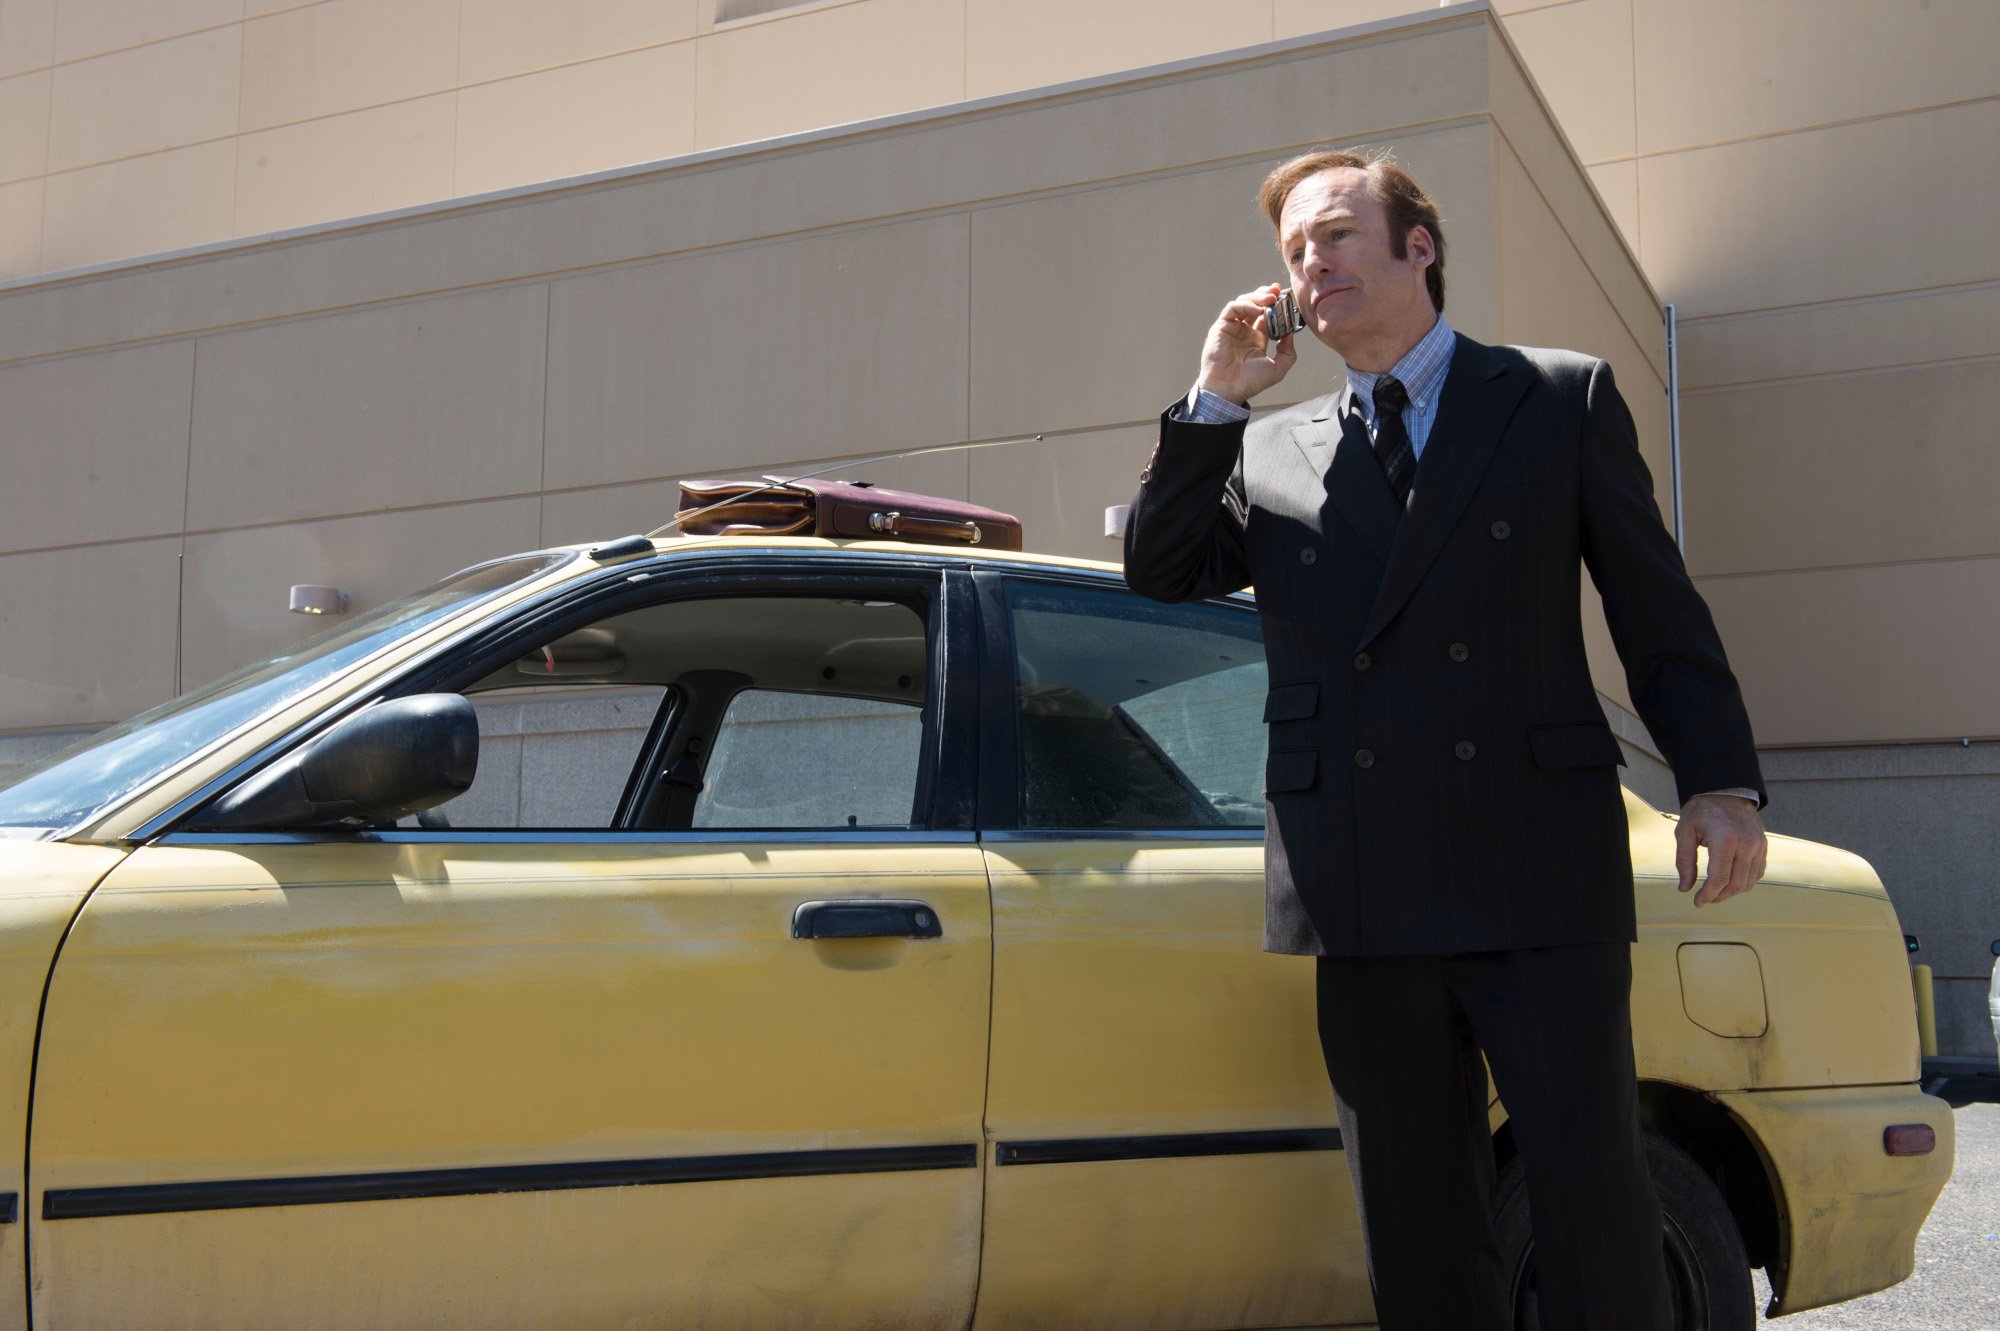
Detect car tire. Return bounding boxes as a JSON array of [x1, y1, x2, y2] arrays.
[[1492, 1131, 1754, 1331]]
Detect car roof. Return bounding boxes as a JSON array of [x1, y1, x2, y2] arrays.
[[562, 533, 1135, 579]]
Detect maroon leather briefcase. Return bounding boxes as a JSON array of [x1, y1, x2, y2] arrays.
[[675, 477, 1023, 551]]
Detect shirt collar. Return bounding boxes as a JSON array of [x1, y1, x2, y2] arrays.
[[1345, 315, 1455, 419]]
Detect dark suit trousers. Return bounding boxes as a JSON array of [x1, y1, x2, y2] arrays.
[[1316, 945, 1670, 1331]]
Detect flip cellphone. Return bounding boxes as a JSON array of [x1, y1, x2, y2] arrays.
[[1263, 287, 1305, 341]]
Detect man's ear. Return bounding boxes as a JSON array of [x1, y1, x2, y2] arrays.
[[1406, 225, 1436, 270]]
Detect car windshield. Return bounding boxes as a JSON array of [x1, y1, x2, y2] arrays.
[[0, 553, 570, 841]]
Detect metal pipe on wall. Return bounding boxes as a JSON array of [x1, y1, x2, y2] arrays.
[[1665, 302, 1684, 550]]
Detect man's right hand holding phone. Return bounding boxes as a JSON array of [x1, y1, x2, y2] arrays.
[[1195, 282, 1299, 406]]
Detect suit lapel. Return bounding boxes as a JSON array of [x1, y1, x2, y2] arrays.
[[1291, 390, 1399, 565], [1357, 337, 1529, 647]]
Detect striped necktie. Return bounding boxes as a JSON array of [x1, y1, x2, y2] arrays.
[[1372, 376, 1415, 508]]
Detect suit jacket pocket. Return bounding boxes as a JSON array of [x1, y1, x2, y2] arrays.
[[1263, 681, 1320, 723], [1528, 722, 1625, 769], [1265, 749, 1319, 793]]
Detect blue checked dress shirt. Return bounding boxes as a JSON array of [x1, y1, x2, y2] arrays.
[[1180, 314, 1457, 451]]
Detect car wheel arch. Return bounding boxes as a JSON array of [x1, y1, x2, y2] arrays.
[[1488, 1080, 1782, 1289]]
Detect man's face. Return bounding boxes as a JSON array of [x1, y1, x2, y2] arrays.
[[1276, 167, 1435, 359]]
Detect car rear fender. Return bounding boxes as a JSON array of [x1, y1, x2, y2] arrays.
[[1714, 1083, 1953, 1316]]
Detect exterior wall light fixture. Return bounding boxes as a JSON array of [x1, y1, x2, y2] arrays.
[[288, 585, 350, 615], [1103, 504, 1130, 539]]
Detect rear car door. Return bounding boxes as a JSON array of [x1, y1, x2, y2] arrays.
[[28, 561, 990, 1330], [968, 570, 1373, 1330]]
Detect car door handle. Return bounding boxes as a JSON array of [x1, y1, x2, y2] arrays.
[[791, 899, 942, 940]]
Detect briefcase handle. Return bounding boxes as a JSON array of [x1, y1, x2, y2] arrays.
[[866, 510, 983, 545]]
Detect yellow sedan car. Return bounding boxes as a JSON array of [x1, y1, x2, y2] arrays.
[[0, 520, 1951, 1329]]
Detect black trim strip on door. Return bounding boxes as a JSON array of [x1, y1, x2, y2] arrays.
[[0, 1193, 15, 1223], [995, 1128, 1341, 1167], [42, 1144, 978, 1221]]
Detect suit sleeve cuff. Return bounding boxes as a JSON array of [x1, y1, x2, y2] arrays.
[[1174, 385, 1252, 425]]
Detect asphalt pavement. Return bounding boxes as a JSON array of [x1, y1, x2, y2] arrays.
[[1755, 1075, 2000, 1329]]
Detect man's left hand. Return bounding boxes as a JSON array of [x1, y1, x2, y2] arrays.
[[1676, 793, 1767, 907]]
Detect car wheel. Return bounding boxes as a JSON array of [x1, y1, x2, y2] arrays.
[[1493, 1131, 1754, 1331]]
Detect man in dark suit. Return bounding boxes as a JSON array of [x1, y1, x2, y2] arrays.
[[1123, 150, 1769, 1330]]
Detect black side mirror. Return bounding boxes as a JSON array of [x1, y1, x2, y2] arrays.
[[194, 695, 477, 830], [1990, 939, 2000, 958], [1905, 934, 1920, 954]]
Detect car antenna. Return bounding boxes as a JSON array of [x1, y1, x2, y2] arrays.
[[644, 434, 1045, 540]]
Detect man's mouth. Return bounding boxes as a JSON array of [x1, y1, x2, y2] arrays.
[[1312, 286, 1356, 314]]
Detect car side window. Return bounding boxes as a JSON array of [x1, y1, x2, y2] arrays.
[[691, 690, 922, 829], [441, 685, 667, 829], [429, 592, 932, 833], [1004, 580, 1266, 829]]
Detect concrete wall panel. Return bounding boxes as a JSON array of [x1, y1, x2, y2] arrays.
[[970, 426, 1150, 567], [1485, 33, 1658, 374], [1637, 99, 2000, 317], [50, 0, 239, 64], [1274, 0, 1424, 40], [1493, 134, 1665, 446], [969, 161, 1288, 441], [0, 12, 1497, 366], [1677, 282, 2000, 392], [0, 67, 50, 183], [0, 537, 181, 729], [693, 0, 965, 152], [46, 25, 239, 171], [543, 216, 971, 490], [186, 284, 549, 528], [0, 341, 193, 552], [240, 0, 460, 132], [1631, 0, 2000, 155], [1699, 556, 2000, 746], [1585, 159, 1636, 250], [965, 0, 1269, 101], [178, 497, 542, 692], [454, 41, 697, 198], [969, 121, 1495, 441], [234, 92, 457, 237], [0, 177, 40, 278], [1682, 359, 2000, 577], [1494, 0, 1634, 165], [41, 139, 235, 272], [458, 0, 696, 85], [0, 0, 56, 78]]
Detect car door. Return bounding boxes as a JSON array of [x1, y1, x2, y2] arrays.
[[28, 563, 991, 1330], [968, 570, 1374, 1330]]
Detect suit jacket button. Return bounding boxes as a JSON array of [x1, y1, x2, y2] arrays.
[[1352, 652, 1372, 671], [1448, 642, 1470, 662], [1354, 749, 1375, 769], [1490, 521, 1512, 540], [1454, 741, 1477, 761], [1299, 547, 1318, 566]]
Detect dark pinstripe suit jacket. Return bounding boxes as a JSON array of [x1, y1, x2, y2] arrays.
[[1124, 334, 1764, 957]]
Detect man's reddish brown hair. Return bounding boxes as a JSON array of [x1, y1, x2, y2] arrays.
[[1256, 149, 1447, 313]]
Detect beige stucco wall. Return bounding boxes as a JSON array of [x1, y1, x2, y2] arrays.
[[0, 7, 1660, 731], [6, 0, 1991, 750]]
